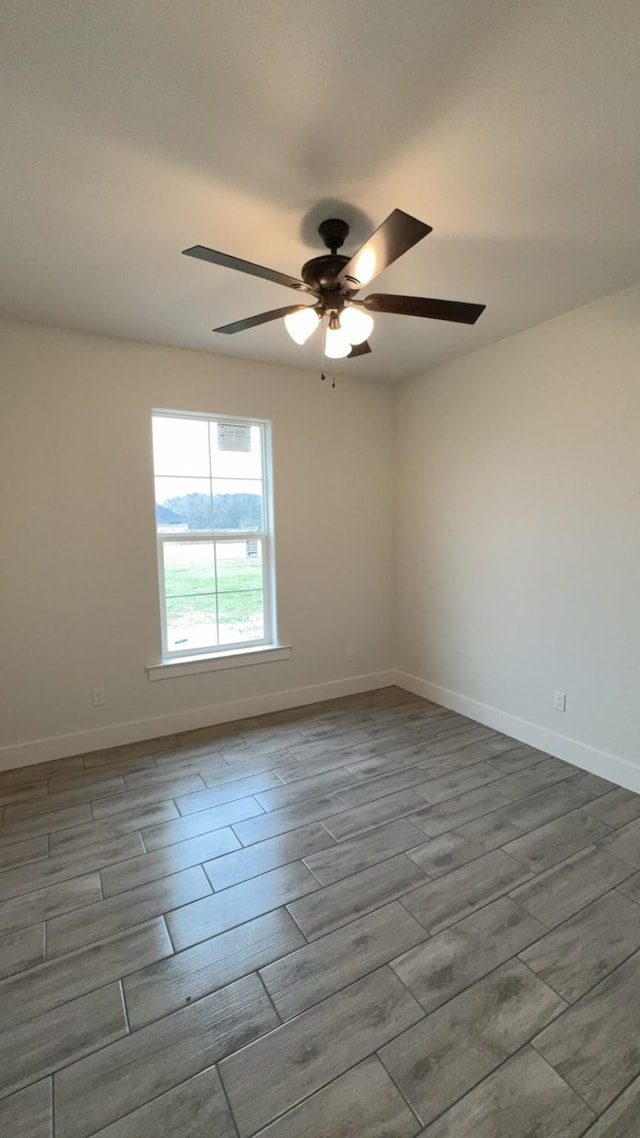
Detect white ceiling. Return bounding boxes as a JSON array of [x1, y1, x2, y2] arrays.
[[1, 0, 639, 382]]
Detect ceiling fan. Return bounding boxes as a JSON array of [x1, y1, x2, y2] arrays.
[[182, 209, 485, 360]]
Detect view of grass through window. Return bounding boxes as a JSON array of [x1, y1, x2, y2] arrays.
[[163, 541, 264, 649]]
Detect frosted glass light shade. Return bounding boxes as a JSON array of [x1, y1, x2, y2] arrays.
[[324, 322, 351, 358], [284, 306, 320, 345], [339, 305, 374, 345]]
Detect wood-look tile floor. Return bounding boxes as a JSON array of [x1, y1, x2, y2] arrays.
[[1, 688, 640, 1136]]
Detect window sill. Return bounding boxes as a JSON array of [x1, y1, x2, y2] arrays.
[[146, 644, 292, 681]]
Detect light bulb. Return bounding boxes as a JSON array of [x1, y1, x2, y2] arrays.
[[325, 315, 351, 359], [284, 306, 320, 345], [339, 305, 374, 345]]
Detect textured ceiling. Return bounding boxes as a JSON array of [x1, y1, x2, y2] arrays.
[[1, 0, 639, 381]]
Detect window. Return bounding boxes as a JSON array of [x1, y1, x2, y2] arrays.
[[152, 411, 275, 659]]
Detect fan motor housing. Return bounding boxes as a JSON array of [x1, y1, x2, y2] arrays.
[[301, 253, 349, 294]]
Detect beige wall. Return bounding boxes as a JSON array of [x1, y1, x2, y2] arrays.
[[0, 322, 395, 765], [3, 282, 639, 778], [395, 283, 640, 781]]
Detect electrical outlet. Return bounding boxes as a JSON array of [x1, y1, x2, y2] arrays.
[[345, 646, 354, 662], [91, 687, 105, 707], [553, 690, 567, 712]]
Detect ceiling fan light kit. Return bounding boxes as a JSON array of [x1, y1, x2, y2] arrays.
[[183, 208, 486, 374], [284, 303, 370, 356]]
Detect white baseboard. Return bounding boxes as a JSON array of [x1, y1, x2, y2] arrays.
[[393, 670, 640, 795], [0, 670, 396, 772], [7, 665, 637, 794]]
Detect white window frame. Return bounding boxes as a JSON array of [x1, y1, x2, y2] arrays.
[[153, 410, 276, 662]]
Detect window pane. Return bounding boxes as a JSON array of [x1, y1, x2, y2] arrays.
[[163, 542, 215, 597], [216, 540, 263, 592], [153, 416, 210, 477], [166, 595, 218, 652], [155, 477, 213, 532], [211, 479, 263, 531], [210, 421, 262, 479], [218, 591, 264, 645]]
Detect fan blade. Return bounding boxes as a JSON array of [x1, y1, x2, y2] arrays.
[[347, 340, 372, 358], [214, 305, 310, 335], [183, 245, 310, 292], [338, 210, 432, 290], [363, 293, 485, 324]]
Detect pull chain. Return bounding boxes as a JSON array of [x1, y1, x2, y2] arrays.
[[319, 317, 336, 389]]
